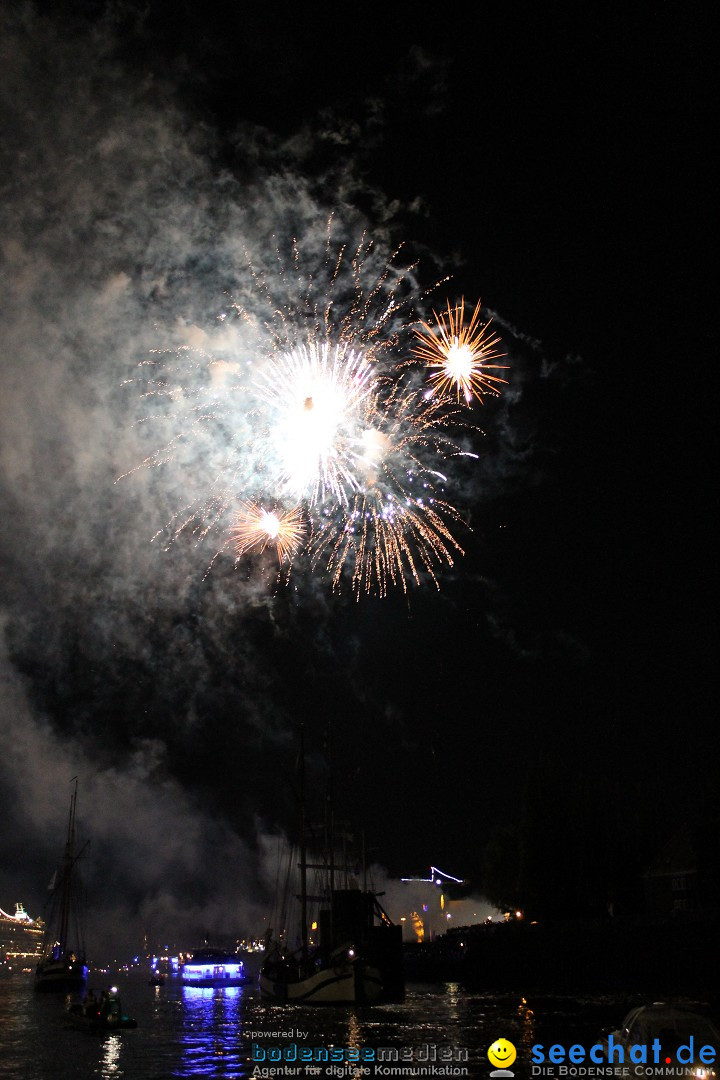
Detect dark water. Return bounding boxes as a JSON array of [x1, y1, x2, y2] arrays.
[[0, 972, 704, 1079]]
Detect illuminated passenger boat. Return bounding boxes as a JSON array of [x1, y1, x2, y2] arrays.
[[0, 902, 44, 970], [180, 948, 251, 987]]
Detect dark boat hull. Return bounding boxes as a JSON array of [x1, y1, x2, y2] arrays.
[[259, 960, 382, 1004], [65, 1004, 137, 1031], [35, 958, 88, 994]]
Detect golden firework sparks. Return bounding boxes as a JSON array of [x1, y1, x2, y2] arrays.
[[125, 228, 506, 595], [311, 490, 464, 598], [412, 298, 508, 405], [231, 501, 304, 563]]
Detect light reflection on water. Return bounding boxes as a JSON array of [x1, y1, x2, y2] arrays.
[[0, 973, 680, 1079], [100, 1032, 123, 1078], [178, 985, 247, 1078], [516, 996, 537, 1063]]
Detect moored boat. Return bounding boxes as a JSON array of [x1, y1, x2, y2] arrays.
[[34, 779, 89, 994], [34, 948, 88, 994], [259, 729, 403, 1005], [260, 930, 384, 1005]]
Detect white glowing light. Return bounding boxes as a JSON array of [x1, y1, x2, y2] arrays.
[[257, 341, 375, 506], [231, 502, 304, 563], [259, 511, 281, 539], [445, 344, 475, 384], [359, 427, 391, 469]]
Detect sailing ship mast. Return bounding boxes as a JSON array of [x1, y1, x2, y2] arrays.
[[259, 721, 404, 1004], [34, 776, 88, 993], [57, 777, 79, 957]]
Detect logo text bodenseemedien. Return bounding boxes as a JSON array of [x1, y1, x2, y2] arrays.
[[252, 1042, 469, 1063]]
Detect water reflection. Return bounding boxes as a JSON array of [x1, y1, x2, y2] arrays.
[[0, 975, 638, 1080], [100, 1033, 123, 1078], [445, 980, 462, 1024], [344, 1012, 365, 1078], [516, 995, 536, 1062], [346, 1011, 362, 1041], [178, 985, 247, 1078]]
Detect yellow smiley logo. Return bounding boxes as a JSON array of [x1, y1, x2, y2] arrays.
[[488, 1039, 517, 1069]]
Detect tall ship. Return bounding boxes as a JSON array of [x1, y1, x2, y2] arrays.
[[0, 903, 44, 970], [259, 730, 404, 1005], [34, 779, 89, 993], [260, 881, 404, 1005]]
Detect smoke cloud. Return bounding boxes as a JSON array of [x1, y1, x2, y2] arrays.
[[0, 8, 532, 956]]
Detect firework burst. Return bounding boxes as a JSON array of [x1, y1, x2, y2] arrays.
[[231, 501, 304, 562], [412, 298, 508, 404], [306, 379, 469, 595], [125, 228, 506, 595]]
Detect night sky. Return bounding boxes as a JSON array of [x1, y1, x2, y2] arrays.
[[0, 2, 716, 958]]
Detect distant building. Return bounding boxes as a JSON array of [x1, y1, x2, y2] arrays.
[[0, 903, 45, 967], [644, 824, 698, 918], [641, 809, 720, 921], [396, 867, 501, 942]]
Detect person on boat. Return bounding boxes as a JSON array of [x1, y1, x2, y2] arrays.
[[96, 988, 119, 1024]]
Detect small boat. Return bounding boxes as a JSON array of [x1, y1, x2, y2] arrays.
[[259, 729, 404, 1005], [180, 948, 251, 987], [599, 1004, 720, 1077], [65, 987, 137, 1031], [34, 779, 89, 994]]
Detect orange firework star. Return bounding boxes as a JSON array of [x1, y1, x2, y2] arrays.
[[231, 502, 304, 563], [412, 298, 508, 404]]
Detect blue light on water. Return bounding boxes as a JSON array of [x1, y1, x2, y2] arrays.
[[182, 985, 242, 1001], [179, 984, 246, 1077]]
